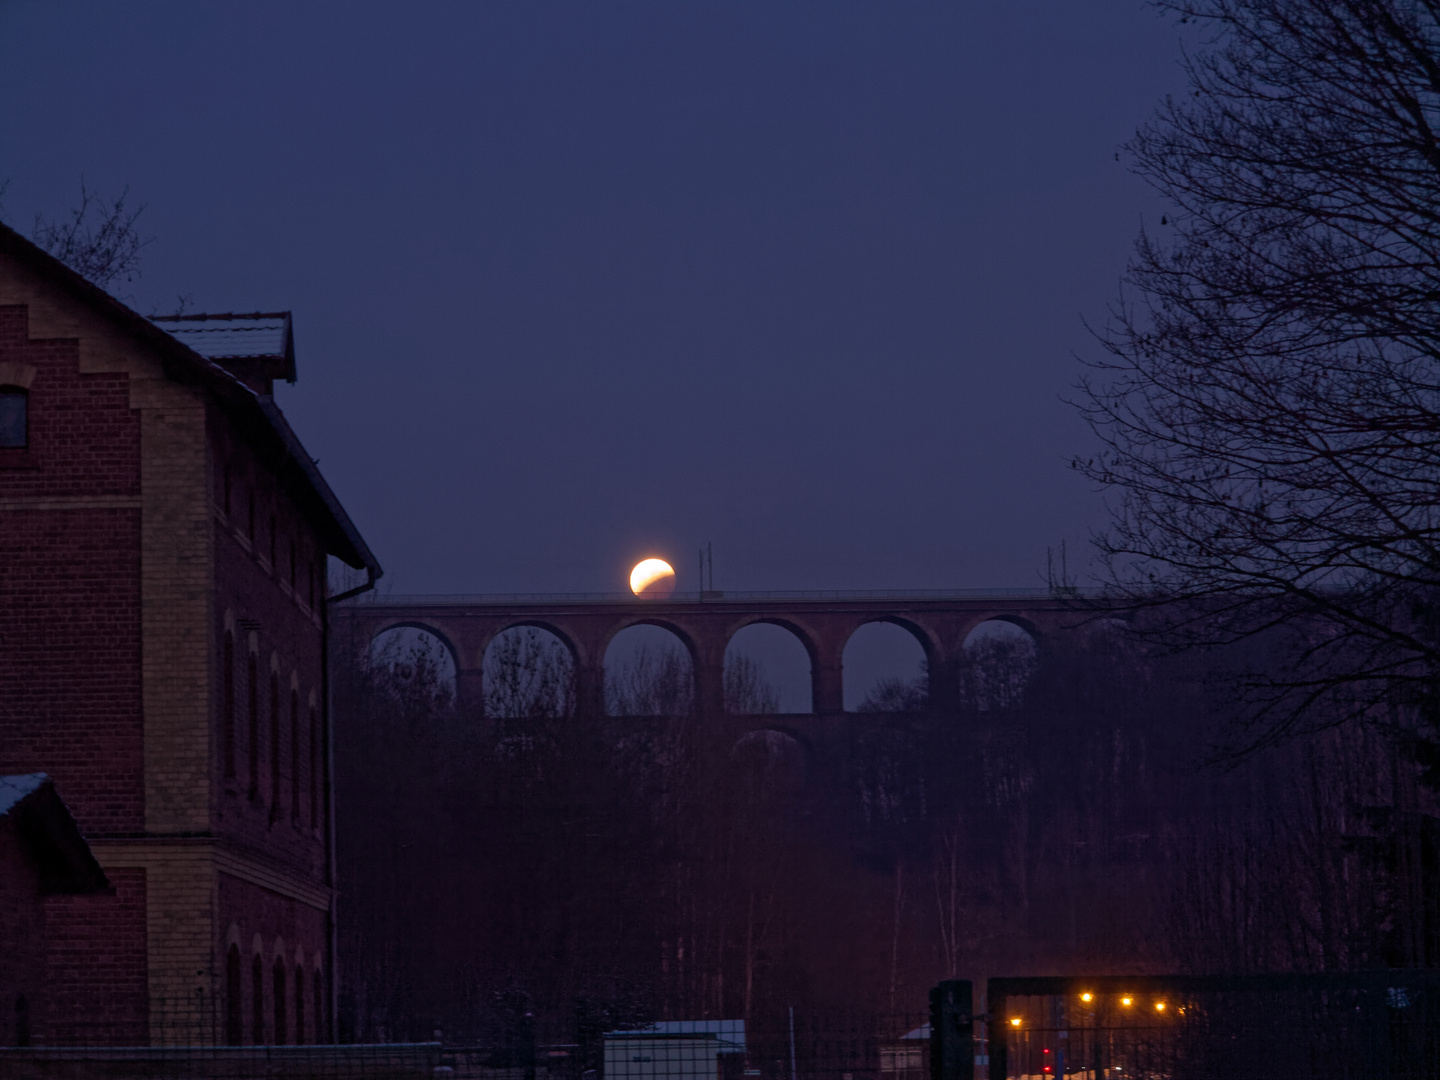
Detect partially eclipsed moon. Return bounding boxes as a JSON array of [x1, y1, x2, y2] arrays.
[[630, 558, 676, 598]]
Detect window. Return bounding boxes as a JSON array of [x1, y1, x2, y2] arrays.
[[225, 946, 243, 1046], [248, 652, 260, 799], [251, 954, 265, 1044], [273, 959, 287, 1045], [0, 386, 27, 449], [313, 969, 326, 1044], [294, 965, 305, 1044], [290, 689, 300, 822], [222, 632, 236, 779], [309, 706, 321, 829], [270, 672, 281, 813]]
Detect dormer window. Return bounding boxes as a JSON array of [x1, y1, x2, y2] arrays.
[[0, 386, 27, 448]]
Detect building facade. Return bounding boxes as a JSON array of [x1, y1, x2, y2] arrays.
[[0, 224, 380, 1046]]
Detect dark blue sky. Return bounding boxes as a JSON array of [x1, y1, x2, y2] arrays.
[[0, 2, 1185, 596]]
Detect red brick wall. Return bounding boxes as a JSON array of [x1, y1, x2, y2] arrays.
[[210, 410, 330, 881], [218, 873, 330, 1044], [0, 305, 144, 838], [42, 867, 149, 1046]]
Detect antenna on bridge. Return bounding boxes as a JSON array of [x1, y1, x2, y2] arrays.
[[700, 542, 719, 599]]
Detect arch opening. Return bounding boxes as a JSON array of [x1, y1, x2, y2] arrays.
[[843, 621, 929, 712], [961, 619, 1038, 711], [368, 625, 458, 705], [482, 625, 576, 719], [604, 623, 694, 716], [730, 729, 808, 801], [724, 622, 812, 714]]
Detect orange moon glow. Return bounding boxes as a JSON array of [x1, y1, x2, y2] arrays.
[[630, 558, 676, 598]]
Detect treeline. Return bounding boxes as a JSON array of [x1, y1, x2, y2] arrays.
[[330, 618, 1440, 1055]]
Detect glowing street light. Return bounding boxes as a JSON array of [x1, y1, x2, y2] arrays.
[[1155, 1001, 1167, 1012], [1120, 996, 1134, 1007], [1009, 1018, 1023, 1028], [1080, 992, 1093, 1003]]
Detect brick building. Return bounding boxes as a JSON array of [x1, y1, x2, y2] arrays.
[[0, 773, 110, 1048], [0, 223, 381, 1046]]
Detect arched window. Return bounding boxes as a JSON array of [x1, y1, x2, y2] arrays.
[[273, 959, 287, 1044], [269, 672, 282, 813], [309, 706, 321, 829], [313, 969, 325, 1043], [290, 689, 300, 822], [225, 945, 242, 1046], [0, 386, 27, 449], [248, 651, 260, 799], [251, 954, 265, 1044], [222, 631, 236, 779], [294, 964, 305, 1044]]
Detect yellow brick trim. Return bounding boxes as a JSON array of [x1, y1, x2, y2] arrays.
[[91, 840, 333, 911]]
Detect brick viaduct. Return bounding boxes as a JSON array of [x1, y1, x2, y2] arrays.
[[332, 589, 1107, 747]]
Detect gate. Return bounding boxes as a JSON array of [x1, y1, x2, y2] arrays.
[[930, 973, 1440, 1080]]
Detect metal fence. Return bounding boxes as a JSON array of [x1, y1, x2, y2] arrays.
[[0, 992, 440, 1080]]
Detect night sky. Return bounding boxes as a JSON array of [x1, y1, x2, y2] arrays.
[[0, 2, 1185, 597]]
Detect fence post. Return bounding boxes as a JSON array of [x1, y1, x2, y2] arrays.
[[988, 989, 1006, 1080], [929, 980, 973, 1080]]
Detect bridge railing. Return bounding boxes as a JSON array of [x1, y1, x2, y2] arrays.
[[334, 587, 1105, 607]]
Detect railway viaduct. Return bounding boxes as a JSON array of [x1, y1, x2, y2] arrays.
[[331, 589, 1109, 740]]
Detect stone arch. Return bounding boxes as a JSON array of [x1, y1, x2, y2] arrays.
[[603, 620, 696, 717], [483, 619, 583, 668], [842, 617, 938, 712], [601, 617, 699, 663], [960, 617, 1039, 712], [963, 611, 1042, 644], [730, 727, 810, 798], [368, 619, 462, 677], [722, 618, 815, 714], [226, 923, 244, 951], [481, 622, 578, 719]]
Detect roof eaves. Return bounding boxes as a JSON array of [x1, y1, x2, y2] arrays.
[[256, 396, 382, 578]]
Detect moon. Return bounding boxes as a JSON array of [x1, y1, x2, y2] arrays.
[[630, 558, 676, 598]]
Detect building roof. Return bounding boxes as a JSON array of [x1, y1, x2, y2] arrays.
[[605, 1021, 745, 1053], [0, 774, 109, 895], [0, 222, 380, 581], [150, 311, 296, 383], [0, 772, 48, 817]]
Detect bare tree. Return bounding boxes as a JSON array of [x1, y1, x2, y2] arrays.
[[724, 654, 781, 714], [606, 644, 693, 716], [1075, 0, 1440, 747], [32, 181, 150, 288], [483, 627, 575, 719]]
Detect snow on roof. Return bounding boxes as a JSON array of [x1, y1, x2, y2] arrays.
[[900, 1025, 930, 1040], [0, 772, 49, 817], [151, 312, 290, 361]]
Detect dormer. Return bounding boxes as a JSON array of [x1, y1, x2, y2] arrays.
[[150, 311, 296, 395]]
